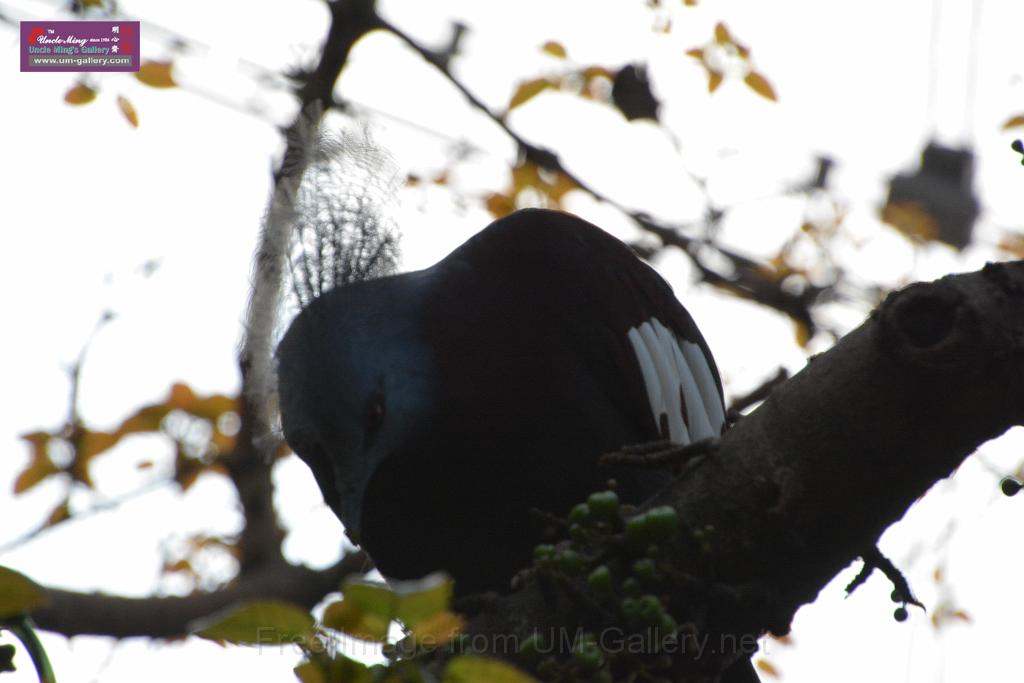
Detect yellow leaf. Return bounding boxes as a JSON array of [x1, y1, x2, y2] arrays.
[[411, 610, 464, 647], [744, 71, 777, 101], [294, 661, 327, 683], [708, 70, 723, 93], [1001, 114, 1024, 130], [714, 22, 731, 45], [117, 95, 139, 128], [794, 320, 812, 349], [192, 600, 315, 646], [998, 232, 1024, 258], [394, 574, 453, 627], [45, 499, 71, 527], [0, 566, 48, 617], [541, 41, 567, 59], [322, 599, 391, 642], [484, 192, 516, 219], [135, 60, 177, 88], [755, 659, 780, 678], [169, 383, 197, 409], [881, 200, 938, 243], [64, 83, 97, 105], [77, 429, 121, 460], [443, 656, 539, 683], [509, 78, 556, 110]]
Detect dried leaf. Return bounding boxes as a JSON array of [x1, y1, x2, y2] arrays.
[[64, 83, 97, 105], [755, 659, 780, 678], [714, 22, 731, 44], [484, 192, 516, 219], [508, 78, 557, 110], [708, 70, 724, 93], [541, 41, 567, 59], [1001, 114, 1024, 130], [15, 432, 58, 494], [685, 47, 705, 61], [117, 95, 139, 128], [135, 60, 177, 88], [744, 71, 777, 101]]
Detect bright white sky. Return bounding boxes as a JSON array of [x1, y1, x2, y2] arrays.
[[2, 0, 1024, 681]]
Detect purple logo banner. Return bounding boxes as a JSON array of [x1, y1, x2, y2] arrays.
[[21, 21, 139, 73]]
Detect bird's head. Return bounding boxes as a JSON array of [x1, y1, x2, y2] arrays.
[[276, 272, 436, 545]]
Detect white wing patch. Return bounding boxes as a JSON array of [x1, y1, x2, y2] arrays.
[[627, 318, 724, 444]]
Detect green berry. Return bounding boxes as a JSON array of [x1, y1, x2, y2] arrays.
[[587, 490, 620, 517], [637, 594, 664, 624], [520, 632, 545, 660], [633, 557, 657, 581], [621, 597, 639, 619], [588, 565, 613, 593], [573, 640, 603, 670], [569, 503, 591, 523], [555, 549, 585, 574], [533, 544, 556, 562], [622, 577, 641, 596]]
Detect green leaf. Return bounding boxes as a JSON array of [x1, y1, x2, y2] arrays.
[[443, 656, 539, 683], [192, 600, 314, 646], [393, 573, 453, 627], [321, 598, 391, 642], [0, 566, 47, 617]]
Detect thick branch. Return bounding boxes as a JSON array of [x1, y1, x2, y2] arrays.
[[465, 262, 1024, 675], [30, 554, 366, 639]]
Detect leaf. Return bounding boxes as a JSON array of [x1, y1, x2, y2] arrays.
[[881, 200, 938, 243], [393, 573, 453, 627], [117, 95, 139, 128], [45, 499, 71, 527], [410, 610, 464, 647], [14, 433, 58, 494], [508, 78, 557, 110], [192, 600, 315, 646], [0, 566, 47, 617], [484, 192, 516, 219], [76, 429, 122, 461], [295, 656, 372, 683], [541, 41, 567, 59], [684, 0, 699, 5], [744, 71, 777, 101], [135, 60, 177, 88], [755, 659, 780, 678], [685, 47, 705, 61], [714, 22, 732, 45], [321, 598, 391, 642], [794, 320, 812, 349], [708, 70, 723, 93], [64, 83, 97, 105], [443, 656, 539, 683], [1001, 114, 1024, 130]]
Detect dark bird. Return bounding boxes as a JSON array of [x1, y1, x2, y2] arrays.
[[276, 208, 725, 595]]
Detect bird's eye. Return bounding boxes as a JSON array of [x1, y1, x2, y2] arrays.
[[364, 392, 386, 437]]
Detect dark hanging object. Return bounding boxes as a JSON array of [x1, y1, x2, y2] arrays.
[[883, 141, 980, 250], [612, 64, 661, 122]]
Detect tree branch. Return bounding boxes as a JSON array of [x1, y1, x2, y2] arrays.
[[30, 553, 367, 639], [462, 262, 1024, 679]]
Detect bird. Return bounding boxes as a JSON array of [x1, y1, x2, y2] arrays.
[[276, 208, 726, 596]]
